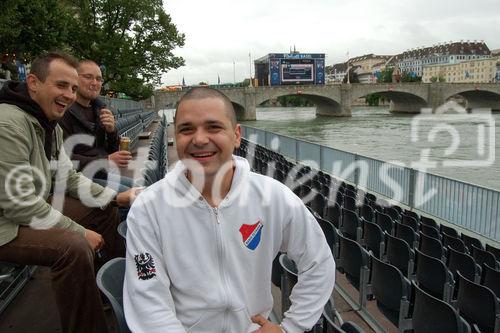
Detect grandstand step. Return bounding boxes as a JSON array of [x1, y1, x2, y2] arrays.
[[0, 267, 120, 332], [138, 131, 151, 139]]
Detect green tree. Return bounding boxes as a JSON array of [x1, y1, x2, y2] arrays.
[[401, 72, 422, 82], [365, 93, 380, 106], [430, 76, 445, 83], [277, 95, 314, 107], [377, 67, 394, 83], [0, 0, 73, 61], [0, 0, 185, 100], [66, 0, 185, 99]]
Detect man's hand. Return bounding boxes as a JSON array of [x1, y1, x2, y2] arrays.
[[251, 315, 284, 333], [84, 229, 105, 251], [108, 150, 132, 168], [99, 108, 116, 133], [116, 187, 144, 208]]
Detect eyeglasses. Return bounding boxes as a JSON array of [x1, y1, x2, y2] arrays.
[[79, 73, 104, 83]]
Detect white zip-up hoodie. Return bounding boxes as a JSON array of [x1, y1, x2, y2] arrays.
[[124, 156, 335, 333]]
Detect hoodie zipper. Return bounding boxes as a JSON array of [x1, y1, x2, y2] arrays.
[[211, 206, 232, 332]]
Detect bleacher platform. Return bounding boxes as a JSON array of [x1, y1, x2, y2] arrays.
[[234, 138, 500, 333], [1, 90, 499, 331]]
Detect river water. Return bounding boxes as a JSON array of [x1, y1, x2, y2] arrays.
[[242, 106, 500, 191]]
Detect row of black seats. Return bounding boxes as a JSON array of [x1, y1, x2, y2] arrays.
[[236, 139, 500, 333], [279, 212, 500, 333], [142, 116, 168, 187], [334, 223, 500, 333], [111, 107, 145, 118], [116, 111, 156, 133], [141, 111, 156, 131]]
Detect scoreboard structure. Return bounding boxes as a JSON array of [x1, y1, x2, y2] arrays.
[[255, 53, 325, 86]]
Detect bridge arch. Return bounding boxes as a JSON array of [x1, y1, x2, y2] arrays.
[[350, 85, 429, 113], [232, 102, 246, 120], [443, 88, 500, 112], [255, 90, 346, 116]]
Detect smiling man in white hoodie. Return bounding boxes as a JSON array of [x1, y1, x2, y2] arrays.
[[123, 87, 335, 333]]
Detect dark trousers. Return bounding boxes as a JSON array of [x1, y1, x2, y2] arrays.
[[0, 196, 124, 333]]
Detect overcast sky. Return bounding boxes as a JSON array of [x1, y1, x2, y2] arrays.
[[160, 0, 500, 86]]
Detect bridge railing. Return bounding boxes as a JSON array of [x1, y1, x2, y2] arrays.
[[241, 124, 500, 242]]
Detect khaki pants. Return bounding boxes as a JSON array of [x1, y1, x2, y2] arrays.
[[0, 196, 124, 333]]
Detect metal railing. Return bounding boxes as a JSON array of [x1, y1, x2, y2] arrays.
[[101, 96, 143, 116], [241, 125, 500, 242]]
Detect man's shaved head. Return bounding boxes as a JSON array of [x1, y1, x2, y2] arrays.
[[175, 87, 237, 127]]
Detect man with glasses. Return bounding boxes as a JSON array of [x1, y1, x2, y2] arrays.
[[60, 60, 134, 193]]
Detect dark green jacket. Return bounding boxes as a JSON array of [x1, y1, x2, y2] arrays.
[[0, 103, 116, 246]]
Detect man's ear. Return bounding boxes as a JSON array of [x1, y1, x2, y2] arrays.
[[26, 74, 38, 94], [234, 124, 242, 148]]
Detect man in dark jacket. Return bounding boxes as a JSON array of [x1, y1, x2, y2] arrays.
[[60, 60, 134, 192]]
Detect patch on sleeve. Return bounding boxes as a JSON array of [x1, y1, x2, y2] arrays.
[[134, 252, 157, 280]]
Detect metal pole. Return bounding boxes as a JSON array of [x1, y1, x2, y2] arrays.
[[249, 53, 252, 87], [347, 51, 350, 84], [408, 168, 416, 209], [233, 60, 236, 84]]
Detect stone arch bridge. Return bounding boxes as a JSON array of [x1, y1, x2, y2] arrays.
[[155, 83, 500, 120]]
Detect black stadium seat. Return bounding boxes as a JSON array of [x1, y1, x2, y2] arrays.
[[395, 222, 419, 250], [360, 204, 374, 223], [471, 245, 499, 270], [375, 211, 394, 235], [420, 223, 441, 240], [316, 217, 340, 260], [485, 243, 500, 262], [415, 249, 454, 302], [456, 271, 500, 333], [442, 233, 467, 253], [419, 232, 445, 261], [385, 233, 415, 278], [401, 214, 419, 233], [411, 281, 471, 333], [384, 207, 401, 223], [480, 263, 500, 300], [369, 255, 411, 329], [362, 220, 384, 259], [325, 201, 341, 228], [403, 210, 419, 222], [446, 246, 481, 286], [341, 209, 362, 241], [441, 224, 459, 238], [338, 234, 370, 309], [461, 233, 484, 253], [420, 215, 439, 230]]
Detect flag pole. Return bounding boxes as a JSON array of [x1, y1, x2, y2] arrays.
[[347, 51, 350, 84], [249, 53, 252, 87]]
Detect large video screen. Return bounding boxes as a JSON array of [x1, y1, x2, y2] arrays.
[[281, 59, 314, 83]]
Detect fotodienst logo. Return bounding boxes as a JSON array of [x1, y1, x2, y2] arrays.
[[411, 101, 495, 168]]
